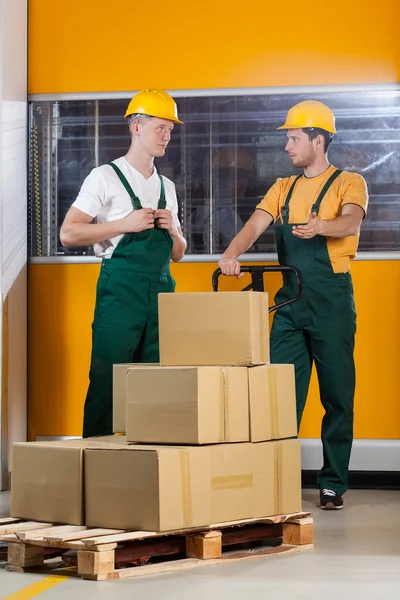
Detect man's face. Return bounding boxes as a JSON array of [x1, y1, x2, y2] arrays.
[[134, 117, 175, 158], [285, 129, 318, 168]]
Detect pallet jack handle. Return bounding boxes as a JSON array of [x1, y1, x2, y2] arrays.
[[212, 265, 303, 313]]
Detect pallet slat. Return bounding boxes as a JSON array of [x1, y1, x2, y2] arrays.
[[0, 534, 18, 543], [85, 556, 202, 581], [286, 517, 314, 526], [0, 522, 52, 536], [44, 528, 125, 543], [0, 518, 21, 526], [83, 530, 158, 546], [0, 535, 88, 550], [17, 526, 88, 541]]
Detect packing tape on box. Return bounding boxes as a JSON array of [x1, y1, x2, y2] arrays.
[[273, 441, 280, 515], [276, 441, 284, 515], [268, 367, 280, 439], [218, 368, 230, 443], [179, 449, 193, 528], [260, 294, 269, 363], [218, 369, 224, 442], [222, 368, 228, 442], [251, 294, 261, 364], [211, 474, 254, 491]]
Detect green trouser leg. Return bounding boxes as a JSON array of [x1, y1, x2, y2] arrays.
[[83, 321, 148, 438], [270, 325, 312, 429], [133, 275, 165, 363], [132, 312, 160, 363], [83, 317, 161, 438], [271, 315, 355, 495], [311, 334, 355, 495]]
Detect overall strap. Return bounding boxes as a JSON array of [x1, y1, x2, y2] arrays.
[[281, 175, 303, 223], [108, 162, 142, 210], [311, 169, 343, 214], [157, 175, 167, 209]]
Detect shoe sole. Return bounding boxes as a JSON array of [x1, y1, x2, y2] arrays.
[[320, 504, 343, 510]]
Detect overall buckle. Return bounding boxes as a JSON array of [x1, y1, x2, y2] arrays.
[[281, 206, 289, 219], [311, 204, 319, 215]]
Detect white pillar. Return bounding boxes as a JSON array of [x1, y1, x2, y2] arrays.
[[0, 0, 28, 490]]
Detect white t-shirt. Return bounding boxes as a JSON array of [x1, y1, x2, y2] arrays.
[[72, 156, 181, 258]]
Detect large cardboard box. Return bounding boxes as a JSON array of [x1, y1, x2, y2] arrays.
[[85, 439, 302, 532], [126, 366, 249, 445], [10, 437, 130, 525], [248, 364, 298, 441], [158, 292, 270, 366], [113, 363, 158, 433]]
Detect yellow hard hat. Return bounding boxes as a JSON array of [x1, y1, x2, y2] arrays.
[[277, 100, 336, 134], [213, 147, 253, 173], [124, 89, 183, 124]]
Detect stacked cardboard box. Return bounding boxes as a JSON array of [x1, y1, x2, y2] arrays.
[[84, 438, 301, 531], [115, 364, 297, 445], [11, 291, 302, 532], [11, 437, 128, 525]]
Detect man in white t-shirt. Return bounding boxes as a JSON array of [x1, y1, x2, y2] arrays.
[[60, 89, 187, 438]]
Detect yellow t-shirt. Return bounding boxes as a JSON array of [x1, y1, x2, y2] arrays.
[[256, 165, 368, 273]]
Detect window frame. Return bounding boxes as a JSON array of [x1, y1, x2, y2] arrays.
[[28, 83, 400, 263]]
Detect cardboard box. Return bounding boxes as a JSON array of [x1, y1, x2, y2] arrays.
[[248, 364, 298, 441], [158, 292, 270, 366], [11, 442, 86, 525], [85, 439, 302, 531], [10, 437, 131, 525], [113, 363, 158, 433], [126, 366, 249, 445]]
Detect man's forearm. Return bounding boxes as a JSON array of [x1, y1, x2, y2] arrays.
[[318, 214, 360, 238], [221, 225, 255, 260], [171, 228, 187, 262]]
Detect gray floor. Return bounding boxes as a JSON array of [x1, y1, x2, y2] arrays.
[[1, 489, 399, 599]]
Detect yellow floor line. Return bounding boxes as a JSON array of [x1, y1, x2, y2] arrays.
[[2, 575, 69, 599]]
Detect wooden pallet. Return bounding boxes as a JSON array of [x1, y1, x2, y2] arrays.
[[0, 512, 314, 581]]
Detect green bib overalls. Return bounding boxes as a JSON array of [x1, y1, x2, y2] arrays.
[[82, 163, 175, 438], [270, 169, 357, 494]]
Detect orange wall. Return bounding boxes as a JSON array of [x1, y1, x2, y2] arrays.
[[27, 0, 400, 441], [28, 262, 400, 441], [28, 0, 400, 94]]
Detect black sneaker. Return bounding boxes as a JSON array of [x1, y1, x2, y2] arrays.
[[320, 489, 343, 510]]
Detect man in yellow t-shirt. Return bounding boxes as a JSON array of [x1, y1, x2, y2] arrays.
[[219, 100, 368, 510]]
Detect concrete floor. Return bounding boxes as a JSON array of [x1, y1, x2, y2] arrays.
[[1, 489, 400, 599]]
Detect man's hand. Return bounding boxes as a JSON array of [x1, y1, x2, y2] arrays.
[[122, 208, 155, 233], [154, 209, 173, 233], [292, 212, 322, 239], [218, 257, 244, 278]]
